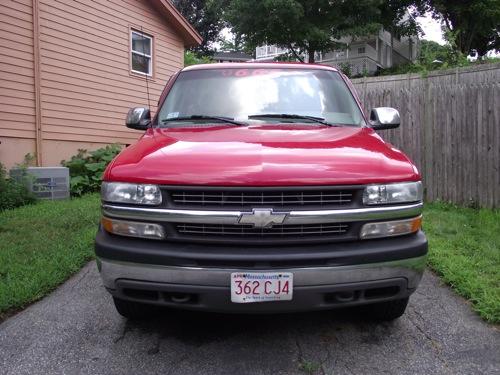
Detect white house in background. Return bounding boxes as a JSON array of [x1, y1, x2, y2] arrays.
[[255, 28, 419, 75], [321, 28, 419, 75], [255, 45, 289, 61], [212, 51, 253, 63]]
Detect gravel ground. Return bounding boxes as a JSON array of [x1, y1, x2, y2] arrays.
[[0, 262, 498, 375]]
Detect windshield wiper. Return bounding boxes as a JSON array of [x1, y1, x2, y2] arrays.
[[161, 115, 246, 126], [247, 113, 335, 126]]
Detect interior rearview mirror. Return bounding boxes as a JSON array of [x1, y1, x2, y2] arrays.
[[369, 107, 400, 130], [126, 107, 151, 130]]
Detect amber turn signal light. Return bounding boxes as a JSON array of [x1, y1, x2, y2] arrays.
[[101, 217, 165, 240], [360, 215, 422, 239]]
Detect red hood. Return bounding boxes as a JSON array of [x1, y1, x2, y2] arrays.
[[105, 125, 419, 186]]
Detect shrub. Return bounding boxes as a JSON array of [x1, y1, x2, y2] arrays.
[[184, 51, 213, 66], [0, 163, 37, 211], [338, 62, 352, 77], [61, 144, 122, 196]]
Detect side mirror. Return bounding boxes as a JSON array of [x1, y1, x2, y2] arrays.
[[126, 107, 151, 130], [369, 107, 400, 130]]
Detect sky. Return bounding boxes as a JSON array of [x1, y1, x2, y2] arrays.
[[416, 13, 499, 57], [416, 13, 446, 45]]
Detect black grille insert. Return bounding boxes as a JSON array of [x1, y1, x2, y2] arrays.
[[169, 189, 355, 208], [176, 223, 349, 237]]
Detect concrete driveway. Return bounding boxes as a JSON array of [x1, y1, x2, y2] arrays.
[[0, 262, 498, 375]]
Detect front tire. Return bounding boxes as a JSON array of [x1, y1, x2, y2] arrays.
[[113, 297, 156, 319], [363, 297, 409, 321]]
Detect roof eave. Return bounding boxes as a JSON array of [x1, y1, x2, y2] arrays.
[[148, 0, 203, 47]]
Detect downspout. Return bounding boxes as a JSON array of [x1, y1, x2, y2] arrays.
[[32, 0, 42, 166]]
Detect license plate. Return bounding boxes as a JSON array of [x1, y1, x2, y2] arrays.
[[230, 272, 293, 303]]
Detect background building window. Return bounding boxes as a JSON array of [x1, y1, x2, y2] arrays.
[[357, 47, 366, 54], [131, 30, 153, 76]]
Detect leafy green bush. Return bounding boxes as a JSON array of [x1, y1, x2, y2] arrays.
[[184, 51, 213, 66], [0, 163, 37, 211], [338, 62, 352, 77], [61, 144, 122, 196]]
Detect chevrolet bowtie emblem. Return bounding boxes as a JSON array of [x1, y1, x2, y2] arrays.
[[238, 208, 288, 228]]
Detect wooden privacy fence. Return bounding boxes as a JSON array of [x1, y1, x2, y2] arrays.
[[352, 63, 500, 208]]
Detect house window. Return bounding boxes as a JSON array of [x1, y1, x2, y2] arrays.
[[131, 30, 153, 76], [358, 47, 366, 54]]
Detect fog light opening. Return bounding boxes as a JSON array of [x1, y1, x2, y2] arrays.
[[170, 293, 192, 304], [335, 291, 356, 302]]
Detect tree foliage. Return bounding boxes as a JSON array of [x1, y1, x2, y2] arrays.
[[218, 34, 255, 56], [184, 51, 213, 66], [225, 0, 418, 63], [418, 39, 467, 66], [422, 0, 500, 57], [172, 0, 228, 55], [378, 0, 422, 38]]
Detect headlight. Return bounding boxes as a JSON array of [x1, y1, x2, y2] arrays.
[[363, 181, 422, 205], [102, 217, 165, 239], [101, 182, 162, 205], [360, 216, 422, 239]]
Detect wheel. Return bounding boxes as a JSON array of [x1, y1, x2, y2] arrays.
[[363, 297, 409, 321], [112, 297, 156, 319]]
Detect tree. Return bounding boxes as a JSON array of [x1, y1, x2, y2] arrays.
[[226, 0, 389, 63], [422, 0, 500, 57], [184, 51, 213, 66], [378, 1, 422, 64], [378, 1, 422, 37], [219, 34, 255, 56], [172, 0, 228, 55], [417, 39, 468, 66]]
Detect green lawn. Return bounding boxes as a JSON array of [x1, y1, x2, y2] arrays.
[[423, 202, 500, 323], [0, 195, 498, 323], [0, 194, 100, 320]]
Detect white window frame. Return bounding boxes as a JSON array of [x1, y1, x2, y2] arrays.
[[130, 30, 153, 77]]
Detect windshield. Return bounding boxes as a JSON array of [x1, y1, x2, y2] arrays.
[[157, 68, 366, 126]]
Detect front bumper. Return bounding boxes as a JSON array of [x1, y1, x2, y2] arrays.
[[95, 229, 427, 313]]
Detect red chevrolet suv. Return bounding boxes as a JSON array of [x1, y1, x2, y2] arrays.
[[95, 63, 427, 321]]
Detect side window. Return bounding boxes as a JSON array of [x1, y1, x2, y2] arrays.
[[131, 30, 153, 76]]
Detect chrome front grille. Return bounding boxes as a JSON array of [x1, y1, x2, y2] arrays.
[[102, 200, 424, 244], [168, 189, 355, 208], [176, 223, 349, 237]]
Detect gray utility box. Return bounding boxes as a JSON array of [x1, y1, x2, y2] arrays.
[[10, 167, 70, 200]]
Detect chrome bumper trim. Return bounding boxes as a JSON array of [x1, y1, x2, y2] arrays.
[[102, 202, 423, 225], [97, 255, 426, 290]]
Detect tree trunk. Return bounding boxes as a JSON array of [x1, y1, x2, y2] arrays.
[[308, 48, 315, 63]]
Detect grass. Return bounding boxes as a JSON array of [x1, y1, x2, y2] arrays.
[[423, 202, 500, 323], [0, 194, 100, 320], [0, 195, 498, 324]]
